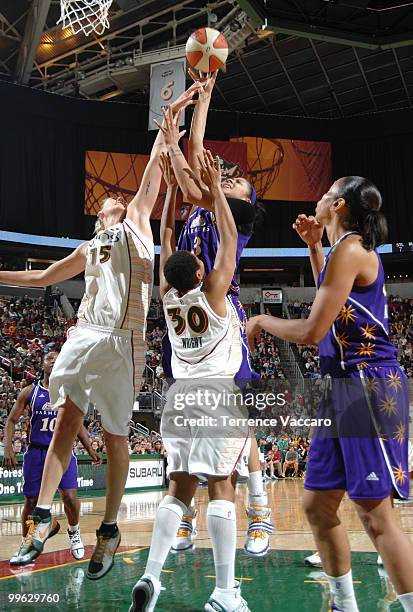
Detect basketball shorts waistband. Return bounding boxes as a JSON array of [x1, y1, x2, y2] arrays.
[[76, 320, 132, 338]]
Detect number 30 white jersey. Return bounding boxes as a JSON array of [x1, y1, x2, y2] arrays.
[[163, 285, 242, 378], [78, 219, 154, 335]]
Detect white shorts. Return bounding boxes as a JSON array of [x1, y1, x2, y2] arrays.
[[161, 379, 251, 479], [49, 322, 144, 436]]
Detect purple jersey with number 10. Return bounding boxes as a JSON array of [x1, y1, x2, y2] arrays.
[[23, 380, 78, 497], [28, 381, 58, 447]]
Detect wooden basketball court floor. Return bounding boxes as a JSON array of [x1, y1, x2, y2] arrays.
[[0, 480, 412, 611]]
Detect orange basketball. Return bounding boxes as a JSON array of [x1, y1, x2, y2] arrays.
[[185, 27, 228, 73]]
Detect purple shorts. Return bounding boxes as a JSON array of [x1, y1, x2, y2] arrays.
[[305, 366, 409, 500], [23, 447, 78, 498], [304, 436, 406, 500]]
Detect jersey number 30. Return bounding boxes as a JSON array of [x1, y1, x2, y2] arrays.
[[167, 306, 209, 336]]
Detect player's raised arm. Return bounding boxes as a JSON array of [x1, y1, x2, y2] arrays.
[[0, 243, 87, 288], [159, 152, 178, 298], [246, 238, 363, 349], [160, 83, 214, 209], [188, 70, 217, 186], [126, 121, 167, 240], [293, 214, 325, 285], [3, 385, 33, 468], [201, 150, 238, 313], [128, 84, 202, 239]]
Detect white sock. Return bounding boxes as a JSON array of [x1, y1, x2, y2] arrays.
[[398, 592, 413, 611], [248, 470, 264, 496], [249, 492, 268, 508], [145, 495, 187, 580], [207, 500, 236, 589], [36, 504, 52, 511], [326, 570, 359, 612], [68, 523, 79, 532]]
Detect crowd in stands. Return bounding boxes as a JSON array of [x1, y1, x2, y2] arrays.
[[251, 330, 287, 379], [0, 295, 168, 456], [257, 434, 310, 480], [1, 291, 412, 461], [388, 295, 413, 380], [75, 419, 166, 457]]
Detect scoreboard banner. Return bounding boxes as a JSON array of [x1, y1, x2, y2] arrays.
[[262, 288, 283, 304], [149, 59, 186, 131], [0, 455, 165, 501]]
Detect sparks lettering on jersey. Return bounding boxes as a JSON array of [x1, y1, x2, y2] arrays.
[[89, 227, 122, 247], [181, 337, 203, 349]]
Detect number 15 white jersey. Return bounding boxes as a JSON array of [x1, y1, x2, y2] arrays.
[[78, 219, 154, 335], [163, 285, 242, 379]]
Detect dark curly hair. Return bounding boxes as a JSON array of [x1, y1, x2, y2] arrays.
[[164, 250, 200, 294]]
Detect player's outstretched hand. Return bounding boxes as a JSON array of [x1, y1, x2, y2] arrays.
[[154, 106, 186, 146], [160, 152, 178, 188], [292, 214, 324, 247], [197, 149, 221, 193], [188, 68, 218, 97], [2, 446, 17, 469], [171, 81, 203, 114], [246, 316, 263, 353]]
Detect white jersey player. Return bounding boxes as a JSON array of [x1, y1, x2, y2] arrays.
[[163, 283, 242, 379], [130, 112, 250, 612], [0, 84, 202, 578]]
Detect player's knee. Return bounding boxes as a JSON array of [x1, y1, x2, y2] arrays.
[[303, 498, 339, 528], [55, 405, 83, 438], [104, 431, 128, 450], [357, 508, 387, 540]]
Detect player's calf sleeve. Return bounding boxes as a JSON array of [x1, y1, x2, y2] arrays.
[[398, 592, 413, 611], [145, 495, 187, 580], [206, 500, 236, 590]]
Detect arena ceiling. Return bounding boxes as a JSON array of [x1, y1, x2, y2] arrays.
[[2, 0, 413, 117]]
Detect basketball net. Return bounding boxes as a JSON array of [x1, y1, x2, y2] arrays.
[[57, 0, 113, 36]]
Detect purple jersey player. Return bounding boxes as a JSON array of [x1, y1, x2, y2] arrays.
[[247, 176, 413, 612], [161, 69, 272, 561], [3, 351, 100, 566], [176, 200, 257, 383]]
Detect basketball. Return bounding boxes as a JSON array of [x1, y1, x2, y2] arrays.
[[185, 27, 228, 73]]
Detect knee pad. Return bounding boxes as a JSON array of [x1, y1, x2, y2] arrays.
[[207, 500, 236, 521], [158, 495, 187, 519]]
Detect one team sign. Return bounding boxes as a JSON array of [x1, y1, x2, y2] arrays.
[[262, 288, 283, 304], [126, 458, 164, 489]]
